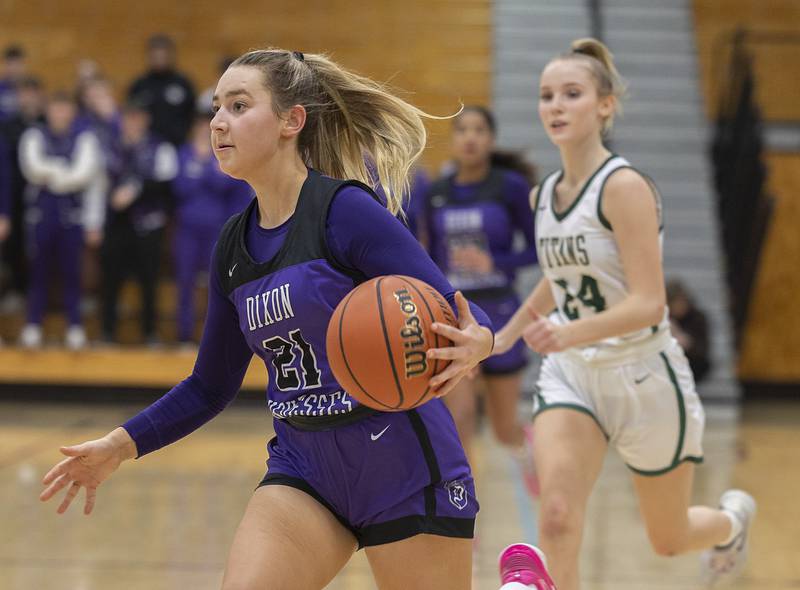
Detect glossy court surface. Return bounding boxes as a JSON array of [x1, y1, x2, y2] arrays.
[[1, 400, 796, 589]]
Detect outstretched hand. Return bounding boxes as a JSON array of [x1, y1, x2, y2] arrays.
[[426, 291, 493, 398], [40, 428, 137, 515]]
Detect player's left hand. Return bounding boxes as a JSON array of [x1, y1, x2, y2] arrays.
[[522, 310, 569, 354], [426, 291, 493, 397]]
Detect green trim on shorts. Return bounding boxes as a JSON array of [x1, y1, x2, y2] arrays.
[[534, 392, 609, 440], [626, 455, 704, 477], [659, 351, 686, 466]]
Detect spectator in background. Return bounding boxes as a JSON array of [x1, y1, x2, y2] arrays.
[[0, 135, 10, 244], [74, 76, 120, 297], [17, 91, 102, 350], [0, 134, 8, 345], [171, 112, 247, 344], [78, 76, 121, 158], [128, 34, 196, 146], [0, 76, 45, 305], [0, 45, 27, 121], [667, 279, 712, 383], [74, 59, 102, 114], [101, 100, 177, 345]]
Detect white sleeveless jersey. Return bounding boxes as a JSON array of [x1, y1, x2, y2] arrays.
[[535, 154, 669, 362]]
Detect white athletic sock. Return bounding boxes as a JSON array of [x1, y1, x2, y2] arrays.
[[499, 583, 533, 590], [718, 509, 743, 546]]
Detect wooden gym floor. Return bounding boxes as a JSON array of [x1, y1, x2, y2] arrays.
[[0, 398, 797, 589]]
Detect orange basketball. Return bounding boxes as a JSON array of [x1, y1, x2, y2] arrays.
[[326, 275, 458, 411]]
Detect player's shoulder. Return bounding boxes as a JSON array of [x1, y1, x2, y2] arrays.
[[603, 165, 652, 195], [332, 182, 379, 204], [602, 164, 659, 213], [600, 162, 661, 230], [501, 168, 530, 189], [530, 168, 560, 208], [212, 204, 255, 293]]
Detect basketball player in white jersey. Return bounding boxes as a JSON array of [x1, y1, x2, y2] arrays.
[[492, 39, 755, 590]]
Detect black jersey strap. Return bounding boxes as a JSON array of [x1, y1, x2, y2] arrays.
[[213, 169, 382, 296]]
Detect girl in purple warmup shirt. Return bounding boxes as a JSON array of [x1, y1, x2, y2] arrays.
[[172, 112, 251, 343], [419, 106, 540, 496]]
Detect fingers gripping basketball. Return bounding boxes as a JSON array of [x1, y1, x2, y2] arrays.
[[326, 275, 457, 411]]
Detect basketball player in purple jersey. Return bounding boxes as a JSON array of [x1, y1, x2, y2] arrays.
[[40, 49, 495, 589], [172, 112, 250, 344], [17, 91, 102, 350], [420, 106, 539, 493]]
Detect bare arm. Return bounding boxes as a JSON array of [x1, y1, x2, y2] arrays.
[[39, 426, 137, 515], [494, 277, 555, 354], [493, 184, 556, 354]]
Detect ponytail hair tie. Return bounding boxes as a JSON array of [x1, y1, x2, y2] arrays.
[[292, 51, 305, 62]]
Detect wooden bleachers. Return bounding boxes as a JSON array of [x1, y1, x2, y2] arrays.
[[0, 0, 490, 171], [0, 275, 266, 390], [0, 347, 266, 390]]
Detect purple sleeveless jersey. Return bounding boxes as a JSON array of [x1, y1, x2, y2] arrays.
[[123, 169, 488, 546], [231, 226, 359, 419]]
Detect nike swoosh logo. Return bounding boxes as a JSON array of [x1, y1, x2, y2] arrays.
[[228, 263, 237, 277], [370, 425, 390, 441], [634, 374, 650, 385]]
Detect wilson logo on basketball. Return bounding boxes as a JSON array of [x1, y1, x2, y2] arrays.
[[393, 288, 428, 378], [326, 275, 455, 412]]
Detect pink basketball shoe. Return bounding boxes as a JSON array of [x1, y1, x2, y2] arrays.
[[498, 543, 557, 589]]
